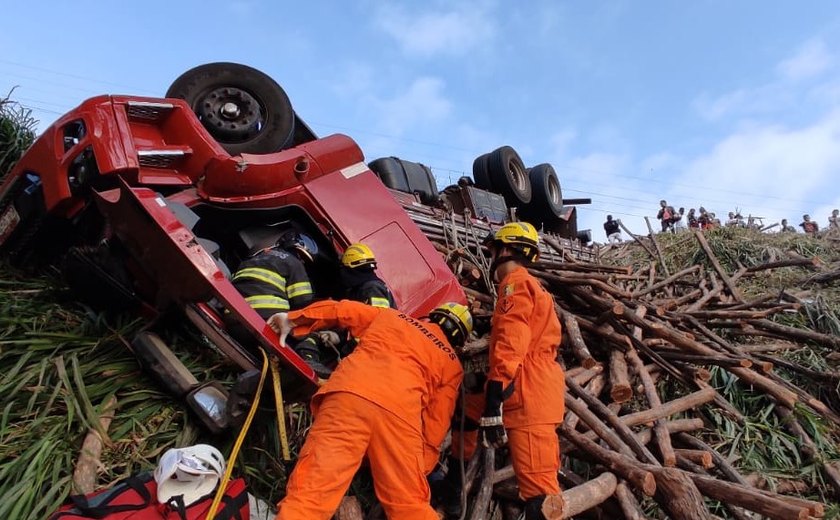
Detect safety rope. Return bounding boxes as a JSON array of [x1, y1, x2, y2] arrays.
[[206, 349, 269, 520], [270, 357, 292, 461]]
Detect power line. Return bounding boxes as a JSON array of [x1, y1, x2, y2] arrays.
[[5, 67, 836, 214]]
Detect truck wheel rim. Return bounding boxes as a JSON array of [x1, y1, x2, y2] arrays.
[[196, 87, 263, 142]]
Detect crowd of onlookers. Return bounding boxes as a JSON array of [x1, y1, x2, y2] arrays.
[[602, 203, 840, 244]]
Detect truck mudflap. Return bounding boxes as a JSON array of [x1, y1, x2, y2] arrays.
[[93, 178, 318, 386]]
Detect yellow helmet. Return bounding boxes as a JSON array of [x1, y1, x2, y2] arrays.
[[489, 222, 540, 262], [341, 243, 376, 268], [429, 302, 473, 348]]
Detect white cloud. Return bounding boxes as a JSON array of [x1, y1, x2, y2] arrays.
[[777, 39, 833, 82], [374, 4, 496, 58], [376, 77, 452, 134], [693, 38, 834, 121]]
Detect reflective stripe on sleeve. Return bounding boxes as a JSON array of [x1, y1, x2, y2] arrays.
[[233, 268, 287, 292], [244, 295, 290, 310], [368, 297, 391, 308], [286, 282, 313, 298]]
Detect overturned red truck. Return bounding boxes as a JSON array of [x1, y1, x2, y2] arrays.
[[0, 63, 591, 424]]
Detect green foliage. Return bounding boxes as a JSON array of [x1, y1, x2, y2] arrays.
[[0, 91, 37, 183], [0, 269, 298, 519]]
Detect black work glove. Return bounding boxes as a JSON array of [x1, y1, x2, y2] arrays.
[[479, 380, 508, 449]]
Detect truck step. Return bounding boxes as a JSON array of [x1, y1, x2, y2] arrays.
[[137, 146, 192, 169], [126, 100, 176, 122]]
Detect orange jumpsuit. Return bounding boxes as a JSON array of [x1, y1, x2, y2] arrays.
[[277, 300, 463, 520], [453, 266, 564, 499]]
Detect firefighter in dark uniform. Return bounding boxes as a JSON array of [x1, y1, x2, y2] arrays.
[[229, 230, 336, 377], [340, 243, 397, 309], [231, 230, 316, 317]]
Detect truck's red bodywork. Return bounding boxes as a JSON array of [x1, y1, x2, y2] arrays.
[[0, 95, 466, 389]]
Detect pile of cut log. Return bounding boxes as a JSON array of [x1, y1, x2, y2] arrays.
[[420, 215, 839, 519]]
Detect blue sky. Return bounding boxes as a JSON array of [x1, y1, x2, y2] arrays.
[[2, 1, 839, 239]]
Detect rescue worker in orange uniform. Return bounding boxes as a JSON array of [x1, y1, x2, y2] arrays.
[[268, 300, 473, 520], [444, 222, 565, 520], [340, 243, 397, 309]]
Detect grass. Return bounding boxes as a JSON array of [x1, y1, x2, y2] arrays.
[[0, 268, 301, 519], [0, 91, 36, 184]]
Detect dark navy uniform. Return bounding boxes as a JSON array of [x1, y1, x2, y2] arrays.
[[232, 249, 314, 318], [340, 267, 396, 309]]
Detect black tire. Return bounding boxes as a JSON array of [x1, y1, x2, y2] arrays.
[[166, 62, 295, 155], [525, 163, 563, 224], [472, 153, 493, 191], [487, 146, 531, 207]]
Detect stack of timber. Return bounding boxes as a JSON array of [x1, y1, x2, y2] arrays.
[[420, 214, 840, 520]]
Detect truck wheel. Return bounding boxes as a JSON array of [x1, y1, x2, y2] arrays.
[[166, 62, 295, 155], [487, 146, 531, 207], [525, 163, 563, 224], [472, 153, 493, 191]]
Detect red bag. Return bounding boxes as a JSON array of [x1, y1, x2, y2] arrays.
[[49, 472, 249, 520]]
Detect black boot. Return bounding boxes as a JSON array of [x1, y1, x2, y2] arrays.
[[293, 341, 333, 379], [434, 457, 464, 519], [524, 494, 565, 520]]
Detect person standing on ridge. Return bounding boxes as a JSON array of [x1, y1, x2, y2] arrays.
[[800, 214, 819, 235], [603, 215, 622, 244]]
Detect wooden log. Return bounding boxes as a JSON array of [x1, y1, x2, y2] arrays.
[[653, 288, 703, 312], [609, 348, 633, 403], [611, 307, 798, 407], [533, 269, 632, 299], [559, 424, 657, 497], [535, 259, 632, 275], [675, 449, 713, 469], [559, 309, 598, 369], [692, 228, 741, 300], [625, 347, 676, 467], [468, 447, 495, 520], [775, 406, 840, 496], [614, 481, 647, 520], [633, 265, 701, 297], [73, 395, 117, 494], [566, 377, 659, 465], [673, 433, 749, 486], [335, 496, 364, 520], [745, 257, 821, 272], [655, 351, 752, 369], [634, 418, 706, 446], [644, 216, 672, 277], [566, 374, 606, 432], [569, 365, 604, 386], [753, 318, 840, 349], [463, 286, 494, 305], [648, 466, 711, 519], [564, 394, 635, 458], [618, 387, 716, 427], [617, 219, 658, 259], [562, 472, 618, 518], [684, 273, 725, 312], [688, 473, 810, 520]]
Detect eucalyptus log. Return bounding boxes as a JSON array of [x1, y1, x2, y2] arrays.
[[609, 348, 633, 403], [674, 449, 713, 469], [562, 472, 618, 518], [625, 347, 676, 467], [559, 424, 656, 497], [618, 387, 716, 428], [648, 466, 710, 519], [468, 447, 495, 520], [559, 309, 598, 369], [566, 377, 659, 464], [692, 228, 741, 300], [689, 473, 810, 520], [73, 396, 117, 494], [633, 265, 701, 297], [335, 496, 364, 520], [614, 481, 647, 520]]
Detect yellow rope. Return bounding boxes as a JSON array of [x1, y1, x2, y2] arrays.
[[270, 356, 291, 461], [206, 349, 269, 520]]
